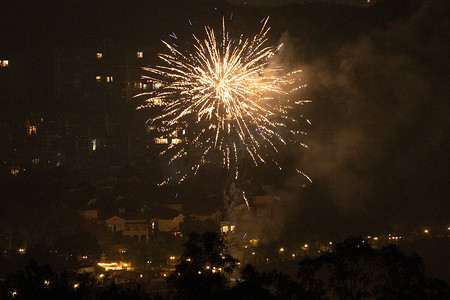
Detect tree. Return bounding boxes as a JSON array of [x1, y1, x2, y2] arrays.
[[324, 237, 379, 300], [167, 232, 237, 300], [229, 264, 299, 300], [296, 237, 450, 300]]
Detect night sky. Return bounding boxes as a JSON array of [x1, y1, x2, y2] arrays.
[[1, 0, 449, 237]]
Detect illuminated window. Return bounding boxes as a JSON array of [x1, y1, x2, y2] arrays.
[[230, 225, 235, 232], [137, 51, 143, 58], [96, 76, 101, 82], [32, 158, 39, 165], [11, 169, 19, 176], [96, 52, 102, 59], [106, 76, 113, 82], [171, 138, 182, 144], [221, 226, 229, 233], [28, 126, 37, 135], [151, 222, 155, 230], [92, 139, 97, 151], [154, 82, 163, 89], [155, 138, 168, 144], [0, 60, 8, 67]]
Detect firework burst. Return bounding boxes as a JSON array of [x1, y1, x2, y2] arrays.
[[136, 17, 310, 185]]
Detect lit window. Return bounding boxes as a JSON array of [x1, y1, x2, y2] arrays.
[[11, 169, 19, 176], [221, 226, 229, 233], [171, 138, 182, 144], [106, 76, 113, 82], [154, 82, 163, 89], [96, 76, 101, 82], [230, 225, 235, 232], [28, 126, 37, 135], [137, 51, 143, 58], [151, 222, 155, 230], [96, 52, 102, 59], [32, 158, 39, 165], [0, 60, 8, 67], [92, 139, 97, 151], [155, 138, 168, 144]]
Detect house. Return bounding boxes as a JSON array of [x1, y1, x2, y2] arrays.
[[105, 212, 149, 242], [152, 207, 184, 233], [251, 194, 283, 227]]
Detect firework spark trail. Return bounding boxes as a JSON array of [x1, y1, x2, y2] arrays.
[[137, 17, 310, 185]]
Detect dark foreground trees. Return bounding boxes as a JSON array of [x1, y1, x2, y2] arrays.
[[169, 235, 449, 300], [1, 236, 449, 299], [297, 237, 450, 300], [166, 232, 237, 300], [0, 259, 155, 300]]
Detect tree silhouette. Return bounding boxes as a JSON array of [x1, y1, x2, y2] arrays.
[[229, 264, 299, 300], [167, 232, 237, 300], [297, 237, 450, 300]]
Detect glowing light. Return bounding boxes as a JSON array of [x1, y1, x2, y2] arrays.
[[98, 262, 131, 271], [424, 229, 429, 234], [279, 248, 284, 252], [73, 283, 80, 289], [137, 17, 309, 185]]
